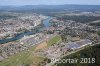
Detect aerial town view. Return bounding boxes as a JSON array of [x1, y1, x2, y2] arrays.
[[0, 0, 100, 66]]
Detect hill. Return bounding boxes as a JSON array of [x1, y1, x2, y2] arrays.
[[55, 44, 100, 66]]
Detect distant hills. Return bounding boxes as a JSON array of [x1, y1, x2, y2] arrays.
[[0, 5, 100, 13]]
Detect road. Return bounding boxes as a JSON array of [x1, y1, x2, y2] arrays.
[[45, 42, 100, 66]]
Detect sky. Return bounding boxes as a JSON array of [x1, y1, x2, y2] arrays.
[[0, 0, 100, 6]]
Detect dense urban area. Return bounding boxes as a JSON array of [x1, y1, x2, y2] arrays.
[[0, 5, 100, 66]]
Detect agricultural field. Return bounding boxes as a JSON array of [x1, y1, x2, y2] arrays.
[[0, 45, 44, 66]]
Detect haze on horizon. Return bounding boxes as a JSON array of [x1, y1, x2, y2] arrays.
[[0, 0, 100, 6]]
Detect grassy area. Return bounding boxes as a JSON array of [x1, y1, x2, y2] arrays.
[[0, 35, 61, 66], [97, 30, 100, 36], [0, 45, 44, 66], [47, 35, 61, 46]]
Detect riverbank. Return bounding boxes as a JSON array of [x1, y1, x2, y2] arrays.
[[0, 16, 52, 44]]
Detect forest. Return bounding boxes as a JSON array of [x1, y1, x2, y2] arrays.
[[56, 15, 100, 23], [55, 44, 100, 66]]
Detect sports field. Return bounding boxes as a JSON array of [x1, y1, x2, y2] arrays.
[[47, 35, 61, 46]]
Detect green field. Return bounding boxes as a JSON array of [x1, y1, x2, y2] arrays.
[[47, 35, 61, 46], [0, 46, 44, 66], [0, 35, 61, 66]]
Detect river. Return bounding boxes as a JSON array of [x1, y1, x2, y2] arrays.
[[0, 16, 52, 44]]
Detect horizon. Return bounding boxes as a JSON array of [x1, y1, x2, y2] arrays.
[[0, 0, 100, 6], [1, 4, 100, 7]]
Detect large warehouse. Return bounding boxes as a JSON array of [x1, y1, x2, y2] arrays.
[[65, 39, 92, 50]]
